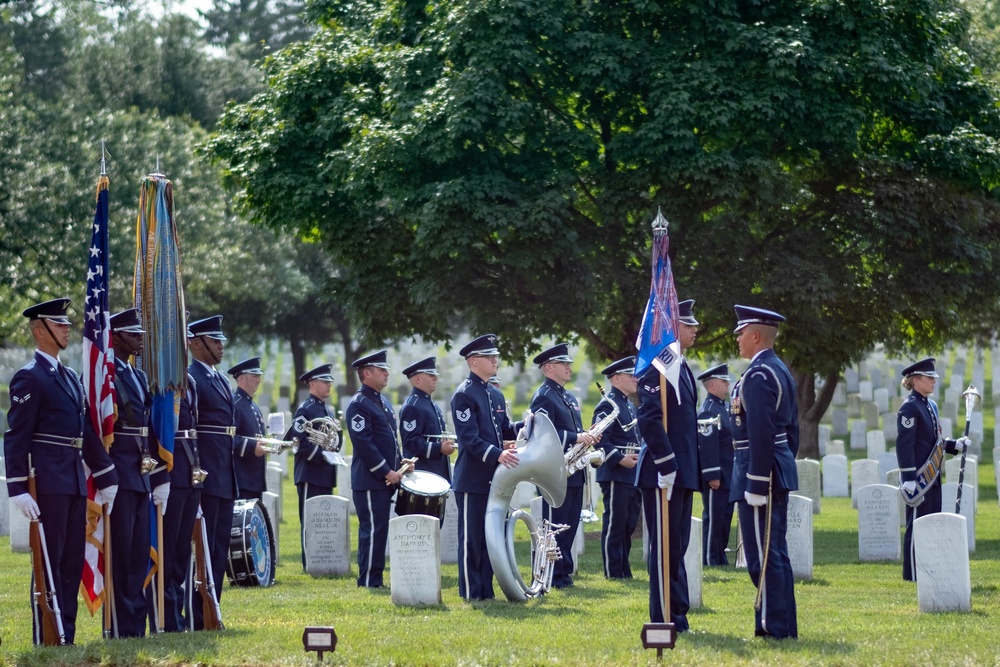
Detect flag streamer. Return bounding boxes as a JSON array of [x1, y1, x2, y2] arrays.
[[81, 175, 116, 614], [134, 174, 187, 585], [635, 208, 682, 398]]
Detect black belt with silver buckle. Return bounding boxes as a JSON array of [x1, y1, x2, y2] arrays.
[[734, 440, 749, 451], [114, 426, 149, 437], [33, 433, 83, 449], [175, 429, 197, 440], [197, 424, 236, 436]]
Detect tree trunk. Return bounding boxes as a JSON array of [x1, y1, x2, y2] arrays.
[[289, 334, 306, 404], [791, 368, 840, 460], [333, 312, 362, 395]]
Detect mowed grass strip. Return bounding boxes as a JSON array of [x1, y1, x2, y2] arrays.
[[1, 459, 997, 667]]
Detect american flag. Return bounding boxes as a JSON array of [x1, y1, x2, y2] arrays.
[[635, 208, 681, 398], [81, 174, 116, 614]]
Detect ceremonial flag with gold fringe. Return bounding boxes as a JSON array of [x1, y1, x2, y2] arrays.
[[635, 208, 682, 400], [81, 174, 116, 614], [133, 174, 187, 587]]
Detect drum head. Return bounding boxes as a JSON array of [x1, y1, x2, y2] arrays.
[[227, 499, 276, 587], [400, 470, 451, 497]]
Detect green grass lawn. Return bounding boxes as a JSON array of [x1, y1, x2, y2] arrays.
[[1, 460, 998, 667]]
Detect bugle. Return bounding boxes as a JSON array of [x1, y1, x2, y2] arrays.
[[192, 514, 224, 630], [697, 415, 721, 436], [27, 467, 65, 646], [258, 436, 298, 454]]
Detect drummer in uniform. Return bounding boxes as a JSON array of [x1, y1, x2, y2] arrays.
[[451, 334, 524, 600], [346, 350, 402, 588], [696, 363, 735, 566], [229, 357, 267, 501], [186, 315, 237, 629], [107, 307, 170, 637], [593, 356, 642, 579], [399, 356, 454, 482], [284, 363, 340, 569]]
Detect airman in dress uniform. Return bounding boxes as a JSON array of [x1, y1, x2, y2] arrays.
[[229, 357, 267, 501], [636, 298, 700, 630], [696, 363, 735, 567], [159, 367, 202, 632], [895, 357, 970, 581], [186, 315, 237, 629], [106, 308, 170, 637], [4, 298, 119, 645], [284, 363, 340, 569], [594, 356, 642, 579], [531, 342, 597, 589], [729, 305, 798, 639], [346, 350, 401, 588], [399, 356, 453, 482], [451, 334, 523, 600]]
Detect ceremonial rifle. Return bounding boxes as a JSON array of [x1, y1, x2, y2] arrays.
[[28, 466, 66, 645]]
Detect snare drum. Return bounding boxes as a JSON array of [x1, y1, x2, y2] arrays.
[[395, 470, 451, 520], [226, 499, 276, 587]]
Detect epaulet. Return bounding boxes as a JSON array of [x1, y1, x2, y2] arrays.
[[455, 379, 471, 394]]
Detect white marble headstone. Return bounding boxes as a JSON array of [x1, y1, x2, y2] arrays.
[[786, 494, 813, 580], [818, 425, 831, 456], [304, 495, 351, 576], [857, 484, 901, 561], [994, 447, 1000, 507], [832, 410, 849, 437], [884, 470, 905, 527], [262, 491, 281, 566], [795, 459, 821, 514], [439, 491, 459, 564], [685, 517, 702, 609], [940, 417, 953, 440], [914, 513, 971, 613], [876, 452, 898, 482], [266, 463, 283, 521], [944, 456, 978, 506], [389, 515, 442, 605], [850, 420, 866, 451], [873, 387, 889, 414], [0, 477, 8, 537], [851, 459, 880, 509], [941, 483, 976, 552], [866, 431, 886, 459], [9, 502, 30, 553], [883, 418, 898, 443], [858, 380, 873, 402], [863, 402, 880, 430], [821, 455, 848, 497], [340, 455, 356, 514], [510, 481, 535, 509], [826, 440, 845, 457]]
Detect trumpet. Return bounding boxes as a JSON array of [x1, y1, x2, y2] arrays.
[[697, 414, 721, 436], [425, 432, 458, 443], [258, 436, 298, 454]]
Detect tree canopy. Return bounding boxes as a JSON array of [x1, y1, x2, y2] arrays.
[[210, 0, 1000, 454]]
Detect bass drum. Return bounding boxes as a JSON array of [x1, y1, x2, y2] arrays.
[[395, 471, 451, 520], [226, 498, 276, 587]]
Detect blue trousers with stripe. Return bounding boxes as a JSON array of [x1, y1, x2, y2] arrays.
[[641, 486, 692, 630], [738, 492, 797, 639], [600, 481, 641, 578], [353, 488, 392, 587]]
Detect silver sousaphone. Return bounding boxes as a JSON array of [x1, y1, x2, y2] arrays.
[[485, 412, 568, 602]]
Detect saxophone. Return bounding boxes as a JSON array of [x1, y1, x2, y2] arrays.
[[563, 383, 619, 475]]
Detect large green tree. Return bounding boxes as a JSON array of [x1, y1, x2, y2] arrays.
[[214, 0, 1000, 455]]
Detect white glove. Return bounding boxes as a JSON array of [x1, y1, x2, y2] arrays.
[[11, 493, 40, 520], [901, 481, 917, 495], [152, 482, 170, 516], [955, 436, 972, 453], [656, 472, 676, 500], [96, 484, 119, 515], [321, 451, 339, 466], [745, 491, 767, 507]]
